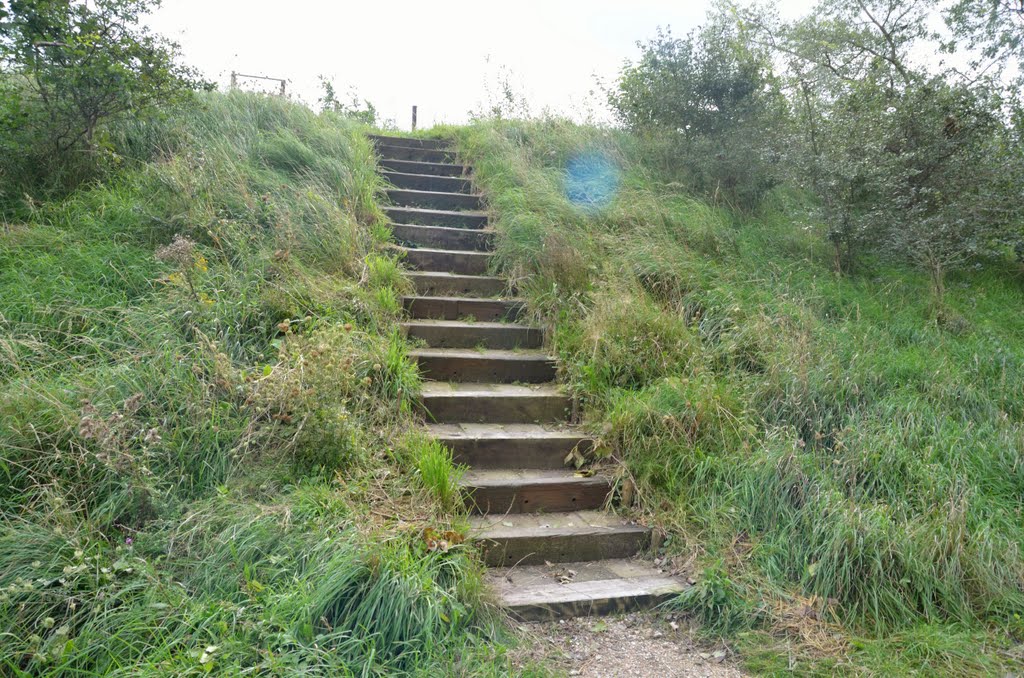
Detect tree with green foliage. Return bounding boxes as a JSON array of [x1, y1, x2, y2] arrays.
[[317, 76, 379, 126], [609, 19, 784, 208], [728, 0, 1024, 299], [0, 0, 204, 195]]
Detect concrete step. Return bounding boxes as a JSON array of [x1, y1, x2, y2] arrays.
[[387, 188, 483, 212], [410, 348, 555, 383], [403, 319, 541, 350], [462, 469, 611, 514], [369, 134, 450, 150], [379, 158, 470, 177], [391, 223, 494, 252], [470, 511, 649, 566], [486, 559, 686, 621], [382, 171, 472, 194], [427, 423, 591, 468], [408, 272, 507, 297], [386, 206, 488, 229], [420, 382, 571, 424], [403, 296, 524, 322], [376, 144, 455, 163], [396, 246, 492, 276]]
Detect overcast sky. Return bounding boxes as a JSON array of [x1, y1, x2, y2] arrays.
[[148, 0, 815, 129]]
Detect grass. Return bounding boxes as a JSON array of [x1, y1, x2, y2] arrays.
[[0, 92, 528, 676], [5, 89, 1022, 675], [454, 117, 1024, 675]]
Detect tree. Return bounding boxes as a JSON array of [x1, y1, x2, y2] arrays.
[[317, 76, 378, 126], [0, 0, 204, 192], [733, 0, 1024, 297], [609, 17, 785, 208]]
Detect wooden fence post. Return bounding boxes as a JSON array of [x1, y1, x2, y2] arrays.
[[412, 105, 417, 132]]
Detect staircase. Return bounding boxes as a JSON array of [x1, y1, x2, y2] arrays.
[[371, 134, 685, 620]]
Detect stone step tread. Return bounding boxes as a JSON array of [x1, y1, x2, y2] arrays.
[[462, 468, 608, 487], [379, 158, 470, 173], [403, 319, 536, 331], [426, 422, 585, 439], [409, 271, 505, 282], [420, 382, 566, 397], [395, 245, 493, 257], [382, 169, 465, 181], [410, 347, 552, 361], [382, 172, 473, 194], [369, 135, 450, 149], [404, 294, 523, 304], [377, 143, 453, 155], [392, 223, 495, 235], [403, 296, 526, 322], [388, 205, 488, 218], [487, 560, 685, 619], [469, 510, 644, 537], [387, 188, 483, 200], [488, 558, 681, 592], [408, 272, 510, 298]]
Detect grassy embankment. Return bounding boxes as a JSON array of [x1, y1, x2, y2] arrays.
[[456, 119, 1024, 676], [0, 92, 528, 676]]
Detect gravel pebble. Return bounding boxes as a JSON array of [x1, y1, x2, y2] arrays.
[[512, 612, 746, 677]]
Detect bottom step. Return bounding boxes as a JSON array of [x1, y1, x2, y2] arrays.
[[487, 559, 686, 621]]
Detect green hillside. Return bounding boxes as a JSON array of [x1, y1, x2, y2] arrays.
[[453, 119, 1024, 674], [1, 0, 1023, 671], [0, 92, 518, 676]]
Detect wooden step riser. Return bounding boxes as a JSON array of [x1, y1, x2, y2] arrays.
[[421, 395, 571, 424], [403, 249, 491, 276], [505, 586, 681, 622], [404, 324, 541, 350], [477, 530, 648, 567], [444, 436, 592, 469], [370, 135, 450, 150], [387, 189, 482, 212], [391, 224, 494, 252], [382, 172, 472, 194], [414, 354, 555, 383], [410, 274, 507, 297], [386, 207, 488, 229], [404, 297, 524, 322], [464, 479, 610, 514], [377, 145, 455, 163], [379, 158, 468, 177]]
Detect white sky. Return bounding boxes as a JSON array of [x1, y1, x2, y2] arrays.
[[148, 0, 814, 129]]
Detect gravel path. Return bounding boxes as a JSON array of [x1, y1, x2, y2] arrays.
[[513, 612, 746, 677]]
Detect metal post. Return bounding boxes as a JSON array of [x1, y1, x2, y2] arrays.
[[412, 105, 417, 132]]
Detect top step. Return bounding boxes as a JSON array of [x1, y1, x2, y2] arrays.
[[376, 145, 455, 164], [368, 134, 450, 150]]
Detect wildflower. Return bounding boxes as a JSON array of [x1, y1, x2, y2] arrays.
[[155, 234, 198, 268]]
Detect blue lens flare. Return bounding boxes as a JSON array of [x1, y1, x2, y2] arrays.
[[564, 151, 620, 211]]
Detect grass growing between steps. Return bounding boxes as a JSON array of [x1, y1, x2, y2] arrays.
[[0, 92, 531, 676], [456, 118, 1024, 675]]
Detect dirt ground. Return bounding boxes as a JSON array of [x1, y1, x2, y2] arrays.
[[511, 612, 746, 677]]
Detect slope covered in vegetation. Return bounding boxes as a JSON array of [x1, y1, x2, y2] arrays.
[[456, 118, 1024, 675], [0, 92, 517, 676]]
